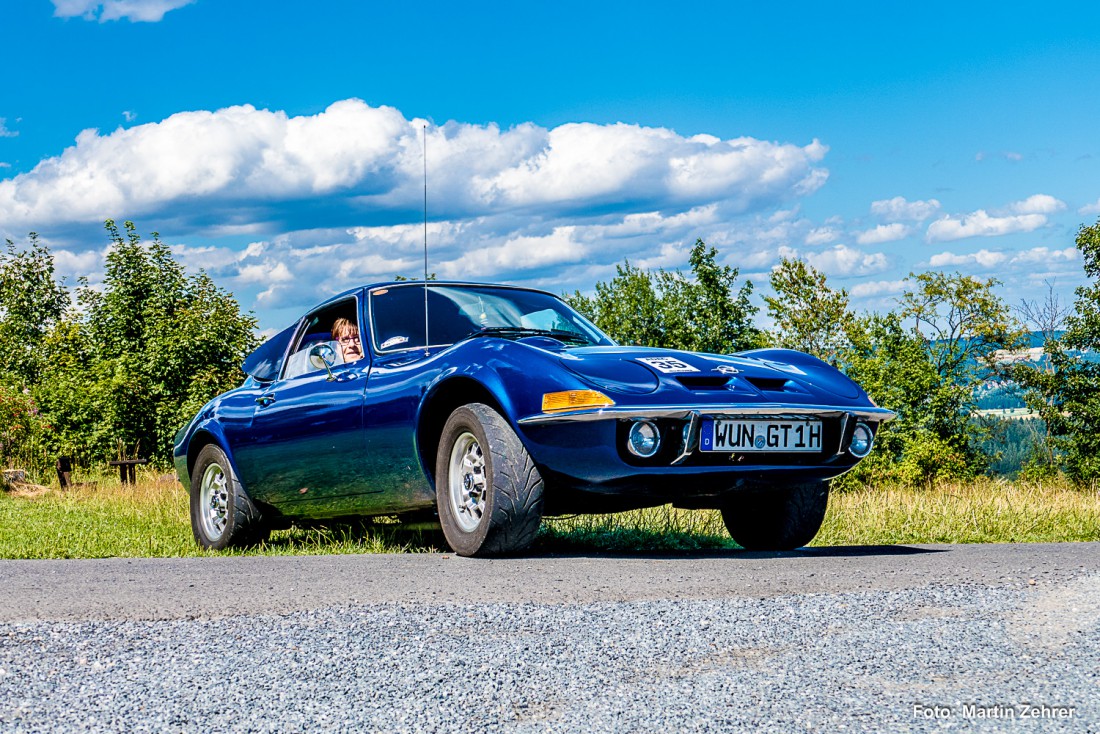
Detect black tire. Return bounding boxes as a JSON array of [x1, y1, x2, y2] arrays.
[[189, 444, 266, 550], [721, 480, 829, 551], [435, 403, 544, 557]]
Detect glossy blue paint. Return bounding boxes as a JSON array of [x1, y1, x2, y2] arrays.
[[174, 281, 895, 522]]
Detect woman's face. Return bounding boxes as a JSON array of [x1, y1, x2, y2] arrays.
[[337, 331, 363, 362]]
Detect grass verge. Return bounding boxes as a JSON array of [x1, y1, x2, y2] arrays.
[[1, 476, 1098, 559]]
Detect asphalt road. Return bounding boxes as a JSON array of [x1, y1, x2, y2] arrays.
[[0, 542, 1096, 621], [2, 544, 1099, 732]]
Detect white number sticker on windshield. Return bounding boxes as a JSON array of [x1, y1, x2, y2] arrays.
[[636, 357, 699, 373], [380, 335, 408, 350]]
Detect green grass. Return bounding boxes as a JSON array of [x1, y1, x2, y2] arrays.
[[0, 477, 448, 559], [2, 474, 1099, 559]]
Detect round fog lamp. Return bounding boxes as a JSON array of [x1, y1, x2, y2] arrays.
[[848, 422, 874, 458], [627, 420, 661, 457]]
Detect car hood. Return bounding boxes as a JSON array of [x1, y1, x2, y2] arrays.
[[556, 346, 862, 400]]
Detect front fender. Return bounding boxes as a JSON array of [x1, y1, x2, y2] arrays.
[[173, 418, 238, 492], [414, 340, 597, 480], [426, 339, 596, 422]]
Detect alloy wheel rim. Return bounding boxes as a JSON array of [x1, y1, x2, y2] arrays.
[[199, 463, 230, 541], [448, 432, 486, 533]]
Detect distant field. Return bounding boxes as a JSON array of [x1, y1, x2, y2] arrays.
[[974, 407, 1038, 420], [2, 474, 1099, 559]]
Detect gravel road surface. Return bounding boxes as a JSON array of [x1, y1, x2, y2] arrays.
[[1, 543, 1098, 732]]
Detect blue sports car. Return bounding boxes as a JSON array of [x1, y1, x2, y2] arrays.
[[174, 282, 894, 556]]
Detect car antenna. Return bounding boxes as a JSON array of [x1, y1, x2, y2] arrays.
[[422, 122, 429, 356]]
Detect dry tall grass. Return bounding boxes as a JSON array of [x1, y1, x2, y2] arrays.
[[817, 478, 1100, 546]]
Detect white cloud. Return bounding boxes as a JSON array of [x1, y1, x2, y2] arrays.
[[236, 261, 293, 286], [0, 99, 829, 237], [1009, 194, 1065, 215], [975, 151, 1024, 163], [1010, 246, 1078, 264], [168, 242, 248, 272], [802, 245, 889, 277], [856, 222, 911, 245], [597, 205, 719, 239], [123, 111, 137, 122], [0, 163, 10, 169], [925, 246, 1077, 270], [768, 208, 799, 223], [926, 210, 1047, 243], [0, 119, 17, 138], [51, 0, 194, 22], [478, 126, 827, 212], [850, 280, 906, 298], [925, 195, 1066, 243], [446, 227, 588, 276], [1, 100, 842, 324], [869, 196, 940, 222], [928, 249, 1009, 268], [804, 226, 839, 246], [52, 248, 104, 278], [1077, 198, 1100, 216]]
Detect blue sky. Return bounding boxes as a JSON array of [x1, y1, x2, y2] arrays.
[[2, 0, 1099, 332]]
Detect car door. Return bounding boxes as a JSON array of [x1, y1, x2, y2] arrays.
[[231, 296, 377, 512]]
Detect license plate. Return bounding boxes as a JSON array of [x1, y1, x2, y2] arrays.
[[700, 418, 822, 452]]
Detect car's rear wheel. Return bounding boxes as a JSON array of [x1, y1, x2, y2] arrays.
[[721, 480, 829, 551], [435, 403, 544, 557], [190, 444, 267, 550]]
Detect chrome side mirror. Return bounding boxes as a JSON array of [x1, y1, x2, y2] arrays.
[[309, 343, 337, 381]]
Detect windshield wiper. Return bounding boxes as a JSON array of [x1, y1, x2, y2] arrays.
[[462, 326, 590, 345]]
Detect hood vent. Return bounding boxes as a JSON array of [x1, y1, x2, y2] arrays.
[[745, 376, 791, 392], [675, 376, 733, 390]]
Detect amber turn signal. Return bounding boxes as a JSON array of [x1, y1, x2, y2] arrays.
[[541, 390, 615, 413]]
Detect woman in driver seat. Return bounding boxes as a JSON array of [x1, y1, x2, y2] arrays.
[[332, 317, 363, 364]]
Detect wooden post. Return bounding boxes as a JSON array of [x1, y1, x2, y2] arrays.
[[56, 456, 72, 489]]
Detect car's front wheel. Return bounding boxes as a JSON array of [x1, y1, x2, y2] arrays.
[[190, 444, 267, 550], [721, 480, 829, 551], [435, 403, 544, 557]]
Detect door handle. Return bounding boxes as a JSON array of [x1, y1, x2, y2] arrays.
[[335, 372, 361, 382], [255, 395, 276, 407]]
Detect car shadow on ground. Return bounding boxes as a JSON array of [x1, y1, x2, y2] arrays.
[[528, 544, 949, 561]]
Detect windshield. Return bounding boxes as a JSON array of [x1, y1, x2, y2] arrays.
[[368, 284, 612, 352]]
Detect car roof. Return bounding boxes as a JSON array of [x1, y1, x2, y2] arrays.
[[311, 280, 560, 311]]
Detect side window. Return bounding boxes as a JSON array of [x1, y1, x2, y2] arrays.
[[281, 298, 364, 379]]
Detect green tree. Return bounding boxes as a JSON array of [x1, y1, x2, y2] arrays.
[[568, 259, 664, 347], [22, 221, 260, 469], [657, 242, 760, 353], [762, 261, 1023, 485], [839, 312, 973, 486], [1014, 219, 1100, 482], [0, 234, 71, 387], [568, 240, 760, 353], [900, 271, 1028, 386], [764, 257, 853, 364]]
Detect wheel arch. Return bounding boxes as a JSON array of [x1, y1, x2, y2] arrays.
[[416, 375, 509, 487], [186, 423, 236, 484]]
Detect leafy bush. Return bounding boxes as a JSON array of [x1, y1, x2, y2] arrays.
[[1, 222, 258, 471], [0, 384, 49, 475]]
